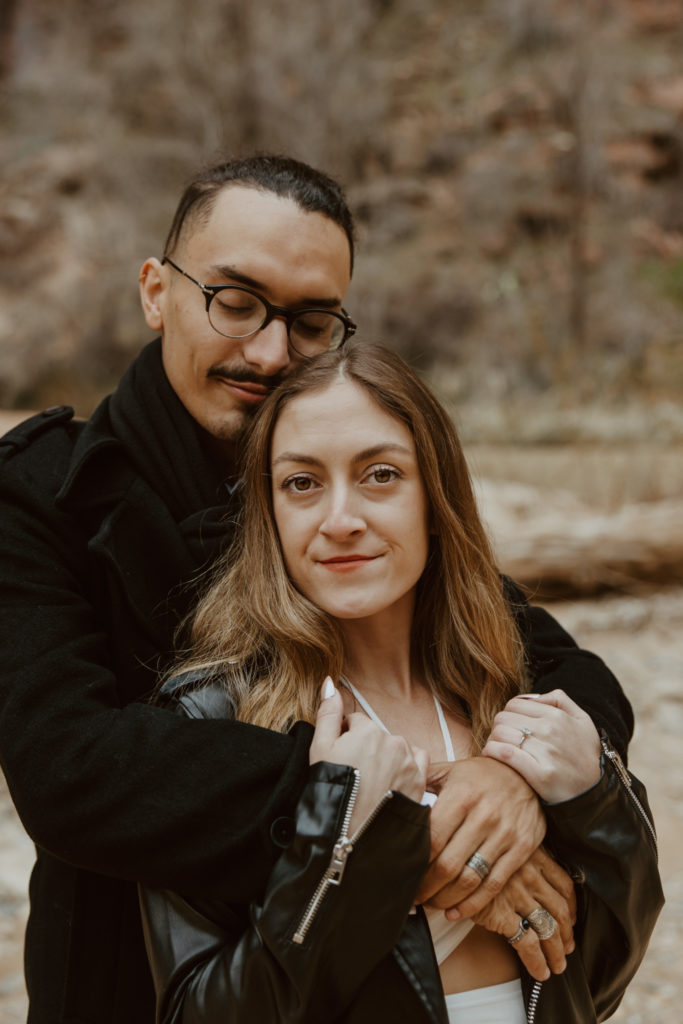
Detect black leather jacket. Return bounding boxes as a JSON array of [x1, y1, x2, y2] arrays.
[[140, 680, 663, 1024]]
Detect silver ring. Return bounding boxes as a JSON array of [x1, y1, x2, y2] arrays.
[[527, 907, 556, 940], [465, 851, 492, 880], [517, 726, 533, 749], [507, 917, 531, 945]]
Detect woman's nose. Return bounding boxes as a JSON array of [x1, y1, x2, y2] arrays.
[[319, 490, 366, 539]]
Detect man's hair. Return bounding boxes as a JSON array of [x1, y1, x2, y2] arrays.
[[163, 154, 356, 272], [172, 344, 526, 749]]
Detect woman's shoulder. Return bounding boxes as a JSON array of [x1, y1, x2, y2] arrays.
[[158, 670, 235, 720]]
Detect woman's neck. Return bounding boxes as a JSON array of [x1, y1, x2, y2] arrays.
[[338, 605, 418, 701]]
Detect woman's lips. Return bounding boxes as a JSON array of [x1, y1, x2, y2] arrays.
[[318, 555, 379, 573]]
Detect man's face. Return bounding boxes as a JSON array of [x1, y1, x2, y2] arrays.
[[139, 186, 352, 445]]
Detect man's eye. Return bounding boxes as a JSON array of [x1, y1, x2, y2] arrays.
[[293, 313, 333, 339], [216, 296, 257, 314]]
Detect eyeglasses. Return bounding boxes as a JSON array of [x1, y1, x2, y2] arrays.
[[162, 257, 356, 359]]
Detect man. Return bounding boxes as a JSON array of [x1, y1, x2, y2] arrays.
[[0, 155, 632, 1023]]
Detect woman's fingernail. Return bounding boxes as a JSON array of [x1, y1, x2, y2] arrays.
[[519, 693, 541, 699], [322, 676, 336, 700]]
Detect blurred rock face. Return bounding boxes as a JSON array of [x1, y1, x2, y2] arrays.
[[1, 0, 682, 432]]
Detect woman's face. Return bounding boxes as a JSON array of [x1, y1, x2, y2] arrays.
[[270, 378, 431, 624]]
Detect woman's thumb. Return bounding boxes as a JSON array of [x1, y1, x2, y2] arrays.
[[310, 677, 344, 763]]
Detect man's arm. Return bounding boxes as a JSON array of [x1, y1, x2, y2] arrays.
[[505, 577, 633, 760], [0, 443, 311, 904]]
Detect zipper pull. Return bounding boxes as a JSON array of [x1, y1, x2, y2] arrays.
[[600, 736, 632, 789], [600, 731, 658, 854], [329, 839, 354, 886]]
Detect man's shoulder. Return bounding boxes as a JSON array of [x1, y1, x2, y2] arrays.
[[0, 405, 82, 469], [0, 401, 126, 510]]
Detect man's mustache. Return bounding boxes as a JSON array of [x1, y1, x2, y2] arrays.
[[206, 365, 286, 390]]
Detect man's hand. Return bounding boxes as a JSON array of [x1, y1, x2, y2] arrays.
[[417, 757, 545, 917], [472, 847, 576, 981]]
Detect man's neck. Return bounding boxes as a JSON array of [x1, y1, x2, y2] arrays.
[[195, 427, 240, 481]]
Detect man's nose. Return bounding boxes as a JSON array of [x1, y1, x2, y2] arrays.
[[242, 317, 291, 376]]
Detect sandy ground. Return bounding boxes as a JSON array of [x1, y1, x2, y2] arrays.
[[0, 587, 680, 1022]]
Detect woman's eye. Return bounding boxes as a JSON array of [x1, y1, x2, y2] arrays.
[[282, 475, 315, 493], [367, 465, 399, 484]]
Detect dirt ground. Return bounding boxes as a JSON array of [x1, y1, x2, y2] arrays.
[[1, 587, 680, 1022]]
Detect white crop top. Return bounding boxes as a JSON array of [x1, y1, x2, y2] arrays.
[[338, 677, 474, 962]]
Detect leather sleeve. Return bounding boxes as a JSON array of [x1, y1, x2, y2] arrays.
[[544, 752, 664, 1020], [139, 761, 431, 1024], [504, 577, 634, 761]]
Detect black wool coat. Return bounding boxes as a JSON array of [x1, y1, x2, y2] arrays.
[[0, 340, 634, 1024]]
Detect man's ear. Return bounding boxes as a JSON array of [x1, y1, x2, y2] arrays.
[[139, 257, 166, 331]]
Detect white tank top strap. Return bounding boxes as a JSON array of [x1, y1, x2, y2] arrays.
[[433, 691, 456, 762], [338, 676, 456, 763], [339, 676, 390, 733]]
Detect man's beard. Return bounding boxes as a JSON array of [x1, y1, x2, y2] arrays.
[[205, 361, 287, 442]]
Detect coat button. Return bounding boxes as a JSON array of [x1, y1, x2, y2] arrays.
[[270, 816, 295, 848]]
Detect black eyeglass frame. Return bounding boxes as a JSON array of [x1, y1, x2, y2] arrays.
[[161, 256, 356, 354]]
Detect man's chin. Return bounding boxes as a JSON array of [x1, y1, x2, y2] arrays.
[[202, 407, 255, 445]]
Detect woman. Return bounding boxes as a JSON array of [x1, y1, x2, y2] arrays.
[[140, 344, 662, 1023]]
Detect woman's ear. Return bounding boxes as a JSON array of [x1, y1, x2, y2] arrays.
[[139, 257, 166, 331]]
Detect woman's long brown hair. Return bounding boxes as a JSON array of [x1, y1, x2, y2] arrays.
[[171, 344, 526, 750]]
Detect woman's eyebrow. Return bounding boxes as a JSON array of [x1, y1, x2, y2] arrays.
[[351, 443, 413, 463], [272, 443, 412, 469], [271, 452, 322, 468]]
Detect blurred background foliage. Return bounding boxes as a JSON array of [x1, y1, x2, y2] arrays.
[[1, 0, 683, 441]]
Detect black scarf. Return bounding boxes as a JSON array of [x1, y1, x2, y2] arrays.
[[107, 338, 239, 568]]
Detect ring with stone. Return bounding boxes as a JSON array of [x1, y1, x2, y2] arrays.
[[507, 917, 532, 945], [517, 726, 533, 749]]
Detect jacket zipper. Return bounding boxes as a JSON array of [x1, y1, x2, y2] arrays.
[[525, 737, 657, 1023], [292, 770, 394, 944], [526, 980, 542, 1023], [600, 736, 658, 853], [523, 741, 656, 1022]]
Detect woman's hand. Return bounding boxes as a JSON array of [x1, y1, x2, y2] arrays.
[[470, 847, 576, 981], [482, 689, 602, 804], [310, 678, 428, 833]]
